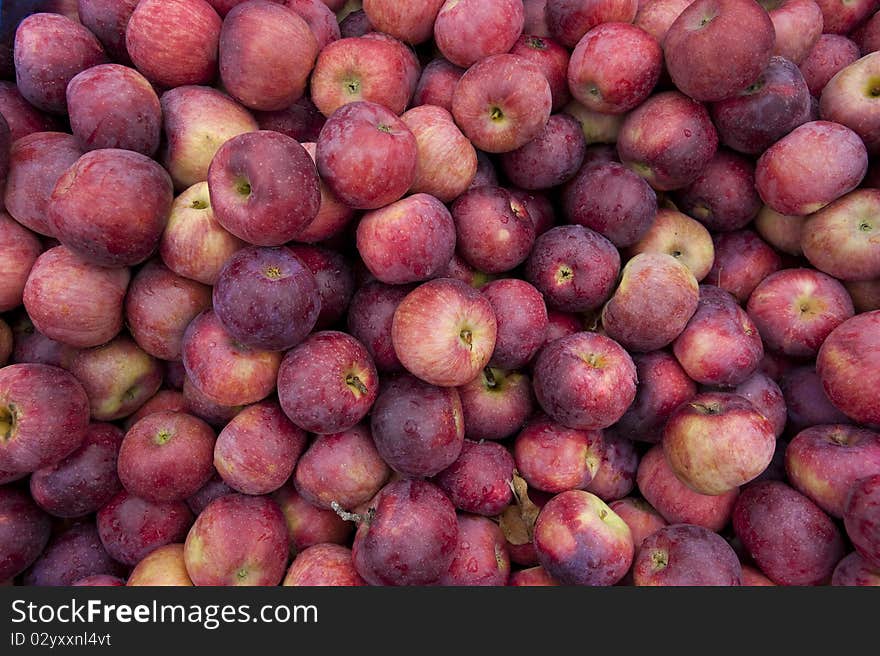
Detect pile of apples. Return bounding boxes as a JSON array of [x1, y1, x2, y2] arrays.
[[1, 0, 879, 588]]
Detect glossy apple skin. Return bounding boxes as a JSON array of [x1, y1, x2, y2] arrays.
[[0, 83, 59, 146], [710, 57, 812, 156], [411, 58, 464, 111], [362, 0, 444, 44], [500, 114, 586, 191], [673, 285, 764, 387], [802, 189, 880, 282], [814, 0, 877, 34], [434, 439, 514, 516], [832, 552, 880, 586], [159, 182, 246, 285], [674, 150, 762, 232], [733, 480, 845, 586], [392, 278, 497, 388], [212, 246, 320, 351], [481, 279, 548, 370], [785, 425, 880, 518], [617, 91, 719, 192], [525, 225, 620, 313], [219, 2, 317, 112], [401, 105, 477, 203], [0, 363, 90, 475], [29, 423, 123, 518], [733, 372, 787, 438], [562, 161, 657, 248], [438, 514, 511, 586], [182, 309, 282, 407], [0, 213, 41, 313], [0, 486, 51, 581], [609, 497, 668, 557], [602, 253, 700, 353], [762, 0, 823, 64], [747, 268, 854, 358], [756, 120, 867, 216], [800, 34, 861, 97], [637, 445, 739, 531], [255, 96, 325, 143], [820, 52, 880, 154], [664, 0, 774, 102], [634, 523, 743, 586], [585, 430, 638, 502], [628, 209, 714, 282], [124, 390, 187, 431], [24, 521, 126, 586], [49, 149, 173, 267], [371, 374, 464, 478], [817, 311, 880, 426], [274, 483, 352, 554], [433, 0, 524, 68], [184, 493, 290, 586], [286, 245, 353, 330], [781, 365, 851, 432], [278, 331, 378, 434], [357, 193, 456, 285], [160, 86, 259, 192], [352, 479, 459, 586], [451, 54, 552, 154], [208, 131, 320, 246], [663, 392, 776, 496], [509, 35, 570, 111], [456, 368, 534, 441], [514, 415, 603, 494], [283, 543, 366, 586], [754, 206, 804, 257], [844, 474, 880, 569], [533, 332, 637, 431], [509, 566, 559, 586], [182, 377, 243, 429], [14, 13, 108, 114], [546, 0, 639, 48], [77, 0, 139, 63], [66, 64, 161, 156], [706, 230, 781, 303], [97, 491, 194, 566], [127, 543, 193, 586], [316, 101, 417, 210], [533, 489, 634, 586], [125, 0, 221, 89], [346, 281, 412, 373], [4, 132, 82, 237], [568, 22, 662, 115]]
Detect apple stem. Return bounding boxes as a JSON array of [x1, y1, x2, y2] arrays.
[[331, 501, 372, 526], [483, 367, 497, 388]]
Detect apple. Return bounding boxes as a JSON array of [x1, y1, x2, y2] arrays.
[[362, 0, 445, 43], [509, 566, 559, 586], [316, 100, 417, 210], [411, 58, 465, 111], [563, 100, 625, 145], [184, 493, 289, 585], [616, 351, 697, 444], [634, 524, 743, 586], [817, 310, 880, 426], [514, 414, 603, 493], [371, 374, 464, 477], [672, 285, 764, 387], [780, 365, 851, 432], [273, 483, 353, 554], [66, 64, 162, 156], [392, 278, 497, 387], [401, 105, 477, 203], [733, 372, 787, 438], [617, 91, 718, 191], [186, 474, 232, 515], [510, 187, 555, 235], [24, 521, 125, 586], [97, 491, 194, 566], [664, 0, 774, 102], [347, 281, 413, 373], [500, 113, 586, 191], [8, 312, 78, 370], [710, 57, 812, 156], [734, 480, 845, 585], [602, 253, 700, 353], [433, 0, 524, 67], [533, 331, 637, 430], [286, 0, 342, 50], [761, 0, 823, 64], [435, 439, 515, 516], [813, 0, 877, 34], [182, 309, 282, 406], [754, 206, 804, 256], [356, 193, 457, 284], [526, 225, 620, 312], [286, 244, 355, 329], [4, 131, 82, 237], [452, 54, 551, 154], [127, 543, 193, 586], [799, 34, 861, 97], [844, 474, 880, 569], [628, 208, 715, 281], [608, 496, 668, 557], [846, 278, 880, 313], [470, 150, 501, 188], [456, 367, 534, 441], [158, 182, 246, 286], [0, 486, 51, 581], [545, 0, 638, 48], [294, 424, 389, 511], [13, 13, 107, 114], [283, 544, 366, 586], [339, 9, 373, 37], [634, 0, 694, 43], [438, 514, 511, 586], [254, 97, 325, 143], [0, 81, 60, 141], [509, 34, 571, 111], [123, 390, 187, 431], [832, 552, 880, 586], [568, 22, 662, 114], [125, 0, 221, 89], [48, 148, 173, 267], [290, 143, 355, 244], [481, 278, 548, 370], [77, 0, 139, 63], [533, 489, 634, 585], [278, 331, 378, 434], [637, 445, 740, 531], [0, 212, 41, 312], [706, 230, 781, 303]]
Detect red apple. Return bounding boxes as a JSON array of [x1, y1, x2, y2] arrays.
[[435, 439, 514, 516], [411, 58, 464, 112], [761, 0, 823, 65], [509, 34, 571, 111], [127, 543, 193, 586], [347, 281, 413, 373], [628, 208, 715, 281], [500, 113, 587, 191], [438, 514, 511, 586], [633, 523, 743, 586], [77, 0, 139, 63], [0, 81, 60, 141], [706, 229, 781, 303], [283, 543, 365, 586], [0, 486, 51, 581], [733, 372, 787, 438], [844, 474, 880, 569], [832, 552, 880, 586], [286, 0, 341, 50], [433, 0, 524, 67], [456, 367, 534, 441], [546, 0, 639, 48], [24, 521, 125, 586], [0, 212, 41, 312], [799, 34, 861, 97], [273, 483, 352, 554], [514, 415, 603, 493]]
